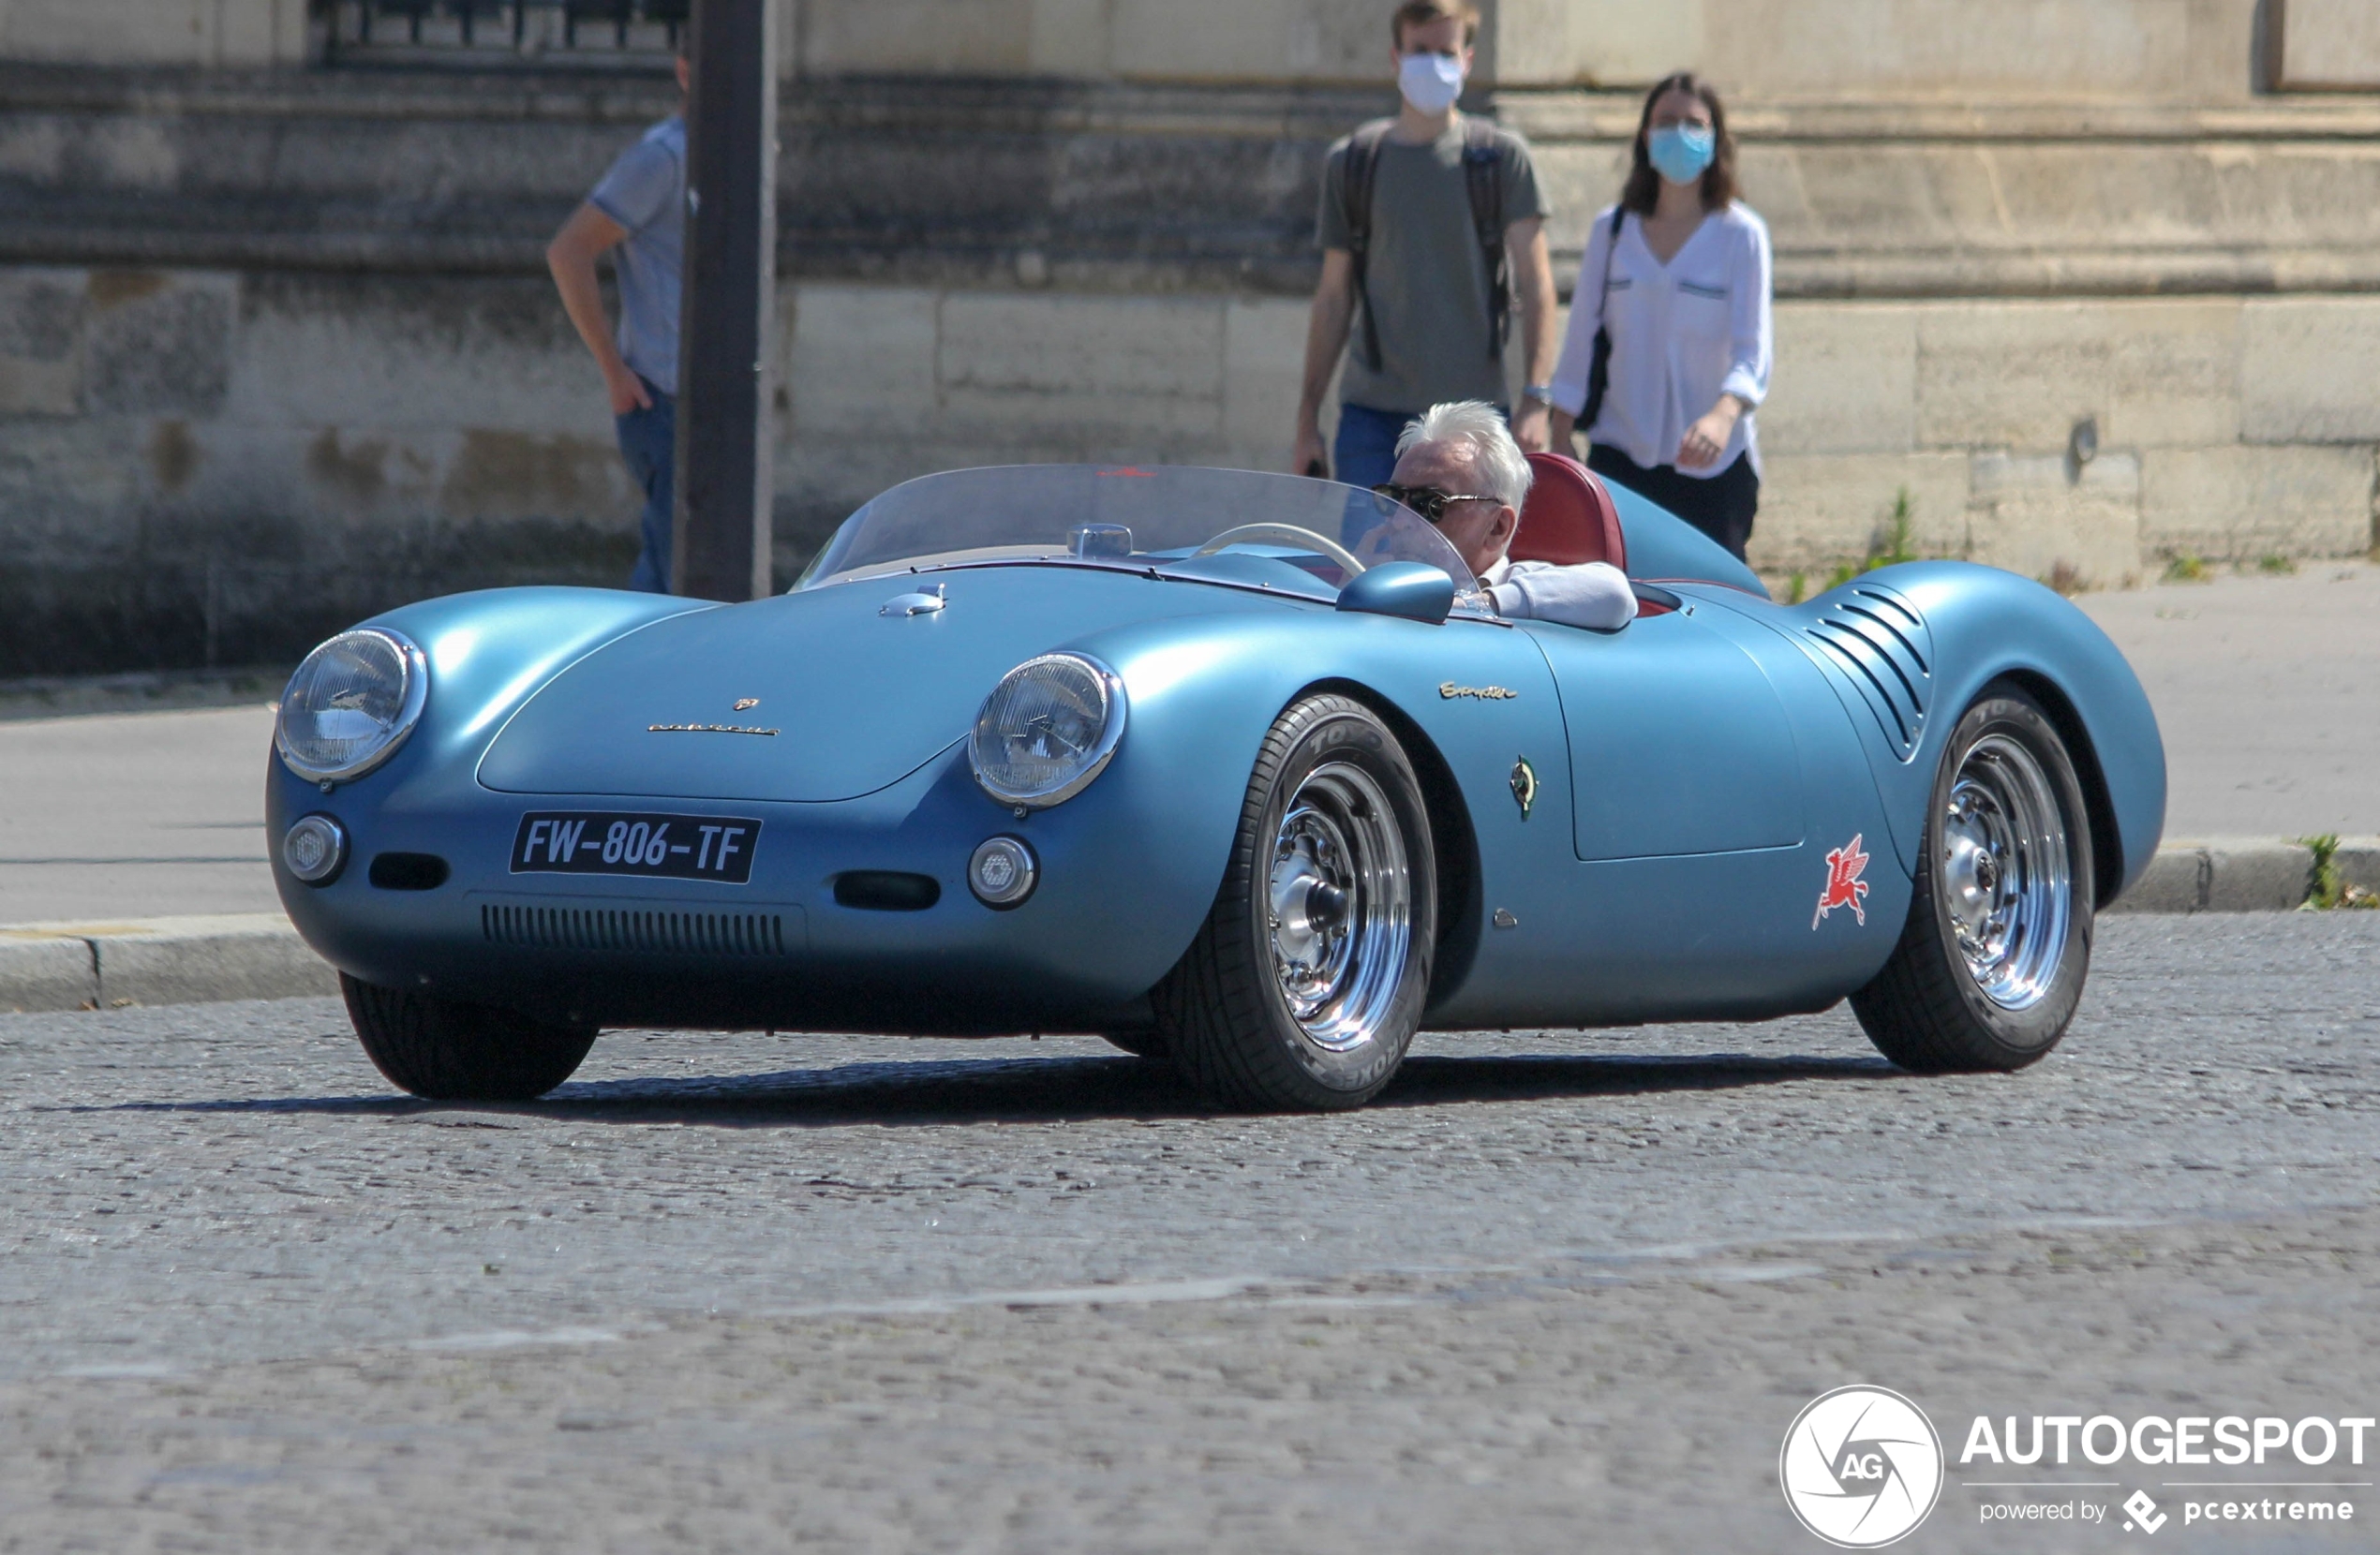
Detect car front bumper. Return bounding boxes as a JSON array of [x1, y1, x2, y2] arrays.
[[269, 741, 1224, 1035]]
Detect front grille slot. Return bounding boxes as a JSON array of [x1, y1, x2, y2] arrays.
[[481, 902, 788, 957]]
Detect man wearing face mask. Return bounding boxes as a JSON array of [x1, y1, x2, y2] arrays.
[[1293, 0, 1557, 492]]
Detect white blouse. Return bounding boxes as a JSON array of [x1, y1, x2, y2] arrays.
[[1549, 203, 1773, 481]]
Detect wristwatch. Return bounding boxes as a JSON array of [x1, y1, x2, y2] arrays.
[[1524, 384, 1556, 406]]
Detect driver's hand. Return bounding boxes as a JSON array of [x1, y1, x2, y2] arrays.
[[1348, 524, 1401, 570]]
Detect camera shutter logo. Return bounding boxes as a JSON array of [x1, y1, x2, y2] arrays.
[[1779, 1385, 1943, 1547]]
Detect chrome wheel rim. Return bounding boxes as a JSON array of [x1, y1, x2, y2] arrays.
[[1267, 761, 1412, 1052], [1940, 733, 2072, 1012]]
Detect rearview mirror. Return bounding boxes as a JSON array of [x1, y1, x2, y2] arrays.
[[1335, 561, 1454, 625]]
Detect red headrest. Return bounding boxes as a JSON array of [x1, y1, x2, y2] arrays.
[[1511, 452, 1627, 571]]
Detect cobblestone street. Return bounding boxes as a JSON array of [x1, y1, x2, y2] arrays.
[[4, 912, 2376, 1550]]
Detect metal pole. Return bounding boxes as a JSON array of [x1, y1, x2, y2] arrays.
[[671, 0, 780, 602]]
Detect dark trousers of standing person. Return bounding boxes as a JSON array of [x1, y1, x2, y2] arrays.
[[617, 375, 676, 593], [1587, 443, 1759, 562]]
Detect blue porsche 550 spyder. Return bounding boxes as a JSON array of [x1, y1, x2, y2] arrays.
[[268, 454, 2164, 1111]]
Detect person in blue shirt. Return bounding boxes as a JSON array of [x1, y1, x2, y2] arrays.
[[547, 51, 688, 593]]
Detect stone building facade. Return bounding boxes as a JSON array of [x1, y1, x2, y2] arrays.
[[2, 0, 2376, 674]]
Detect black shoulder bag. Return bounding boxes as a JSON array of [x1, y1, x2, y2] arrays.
[[1577, 205, 1627, 430]]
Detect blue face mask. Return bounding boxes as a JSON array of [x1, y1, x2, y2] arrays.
[[1646, 124, 1716, 186]]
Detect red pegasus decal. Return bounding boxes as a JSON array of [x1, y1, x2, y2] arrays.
[[1812, 834, 1871, 929]]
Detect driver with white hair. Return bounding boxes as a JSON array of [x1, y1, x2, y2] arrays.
[[1376, 400, 1637, 630]]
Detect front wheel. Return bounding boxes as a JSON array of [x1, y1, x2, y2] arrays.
[[1153, 694, 1435, 1110], [1851, 689, 2095, 1073], [343, 974, 597, 1101]]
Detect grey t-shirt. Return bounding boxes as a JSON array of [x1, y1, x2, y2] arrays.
[[588, 114, 686, 393], [1316, 117, 1548, 415]]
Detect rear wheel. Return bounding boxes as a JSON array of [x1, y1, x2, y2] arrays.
[[1851, 689, 2094, 1073], [342, 974, 597, 1101], [1153, 694, 1435, 1110]]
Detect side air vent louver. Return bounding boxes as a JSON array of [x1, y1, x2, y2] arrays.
[[481, 903, 789, 957], [1804, 583, 1933, 761]]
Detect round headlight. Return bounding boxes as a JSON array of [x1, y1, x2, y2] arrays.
[[968, 652, 1125, 808], [275, 628, 428, 784]]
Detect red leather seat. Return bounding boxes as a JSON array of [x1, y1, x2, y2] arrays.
[[1511, 452, 1627, 571]]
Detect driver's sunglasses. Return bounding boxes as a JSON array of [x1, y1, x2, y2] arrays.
[[1371, 482, 1499, 525]]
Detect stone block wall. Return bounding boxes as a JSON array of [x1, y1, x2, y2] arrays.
[[1506, 0, 2267, 100], [0, 266, 641, 674], [3, 54, 2378, 675], [0, 1, 307, 67], [1747, 299, 2379, 587], [780, 286, 1315, 536], [28, 1, 2361, 97], [787, 284, 2380, 594]]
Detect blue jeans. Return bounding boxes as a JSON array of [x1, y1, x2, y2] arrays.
[[616, 380, 676, 593], [1330, 404, 1410, 492], [1331, 402, 1511, 491]]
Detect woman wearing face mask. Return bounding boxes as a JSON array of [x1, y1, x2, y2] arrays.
[[1547, 72, 1771, 562]]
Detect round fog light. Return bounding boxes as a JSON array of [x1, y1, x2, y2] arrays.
[[283, 814, 349, 885], [968, 837, 1037, 909]]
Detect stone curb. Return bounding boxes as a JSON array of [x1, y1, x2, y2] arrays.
[[0, 915, 337, 1014], [2106, 837, 2380, 915], [2, 839, 2374, 1013]]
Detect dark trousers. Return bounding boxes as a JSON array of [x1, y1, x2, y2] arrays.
[[616, 378, 676, 594], [1587, 442, 1759, 561]]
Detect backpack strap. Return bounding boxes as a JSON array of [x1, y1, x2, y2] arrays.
[[1340, 120, 1393, 374], [1461, 118, 1510, 361]]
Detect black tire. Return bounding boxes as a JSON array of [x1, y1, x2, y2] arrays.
[[1851, 689, 2095, 1074], [1153, 694, 1435, 1111], [1098, 1029, 1171, 1060], [342, 974, 598, 1101]]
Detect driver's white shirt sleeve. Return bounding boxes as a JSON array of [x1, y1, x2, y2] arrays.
[[1480, 556, 1638, 630]]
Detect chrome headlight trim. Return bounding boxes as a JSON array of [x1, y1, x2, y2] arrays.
[[274, 628, 431, 784], [968, 651, 1127, 809]]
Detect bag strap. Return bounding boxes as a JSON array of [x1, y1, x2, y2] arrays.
[[1589, 203, 1625, 333], [1579, 204, 1629, 429], [1461, 118, 1510, 360], [1340, 120, 1393, 374]]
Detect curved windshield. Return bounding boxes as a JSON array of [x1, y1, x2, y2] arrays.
[[796, 465, 1491, 615]]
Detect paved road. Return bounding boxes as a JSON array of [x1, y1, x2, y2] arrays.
[[2077, 562, 2380, 840], [4, 567, 2372, 926], [0, 703, 277, 923], [5, 912, 2375, 1550]]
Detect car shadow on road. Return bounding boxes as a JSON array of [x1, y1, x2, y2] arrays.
[[66, 1047, 1903, 1129]]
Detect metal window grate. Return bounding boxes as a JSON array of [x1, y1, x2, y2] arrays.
[[1803, 583, 1933, 761], [482, 902, 788, 956], [322, 1, 688, 70]]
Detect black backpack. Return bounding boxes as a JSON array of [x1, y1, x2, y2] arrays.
[[1340, 116, 1510, 374]]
